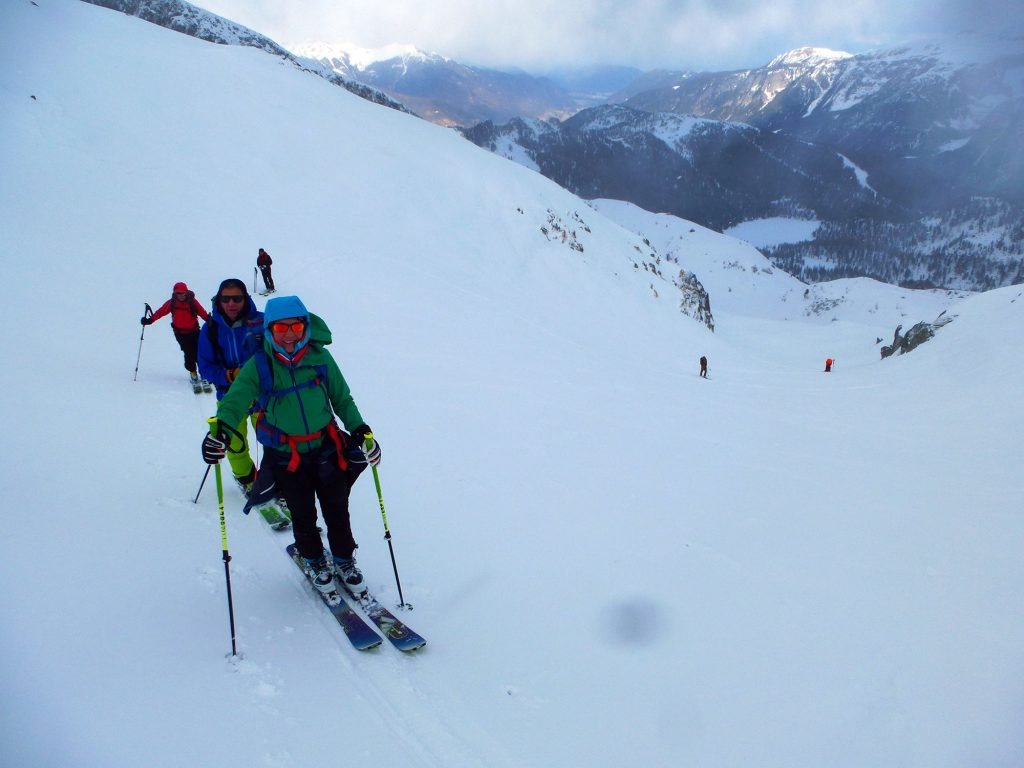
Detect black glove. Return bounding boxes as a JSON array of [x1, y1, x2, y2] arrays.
[[140, 316, 153, 325], [351, 425, 381, 466], [364, 438, 381, 467], [202, 430, 227, 464]]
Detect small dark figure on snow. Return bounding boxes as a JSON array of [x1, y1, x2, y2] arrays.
[[141, 282, 210, 384], [257, 247, 275, 293], [699, 356, 708, 378], [824, 358, 833, 373]]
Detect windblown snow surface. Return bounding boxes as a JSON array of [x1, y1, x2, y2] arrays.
[[1, 2, 1022, 767]]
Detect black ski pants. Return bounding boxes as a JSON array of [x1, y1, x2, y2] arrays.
[[173, 328, 200, 374], [259, 264, 275, 291], [270, 442, 366, 562]]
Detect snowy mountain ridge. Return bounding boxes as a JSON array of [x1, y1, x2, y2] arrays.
[[83, 0, 411, 112], [767, 46, 853, 69], [290, 42, 448, 76], [461, 105, 882, 233], [477, 32, 1024, 290], [289, 40, 577, 127], [85, 0, 291, 56]]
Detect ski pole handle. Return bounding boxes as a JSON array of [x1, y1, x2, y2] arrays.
[[134, 303, 154, 381], [363, 433, 389, 532], [208, 418, 228, 546]]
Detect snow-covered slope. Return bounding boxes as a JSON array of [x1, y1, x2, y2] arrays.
[[591, 200, 968, 324], [2, 2, 1022, 768], [82, 0, 411, 112]]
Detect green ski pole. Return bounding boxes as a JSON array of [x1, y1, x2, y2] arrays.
[[364, 432, 412, 610], [209, 417, 239, 658]]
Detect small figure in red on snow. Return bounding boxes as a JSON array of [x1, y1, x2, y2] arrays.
[[142, 281, 210, 386]]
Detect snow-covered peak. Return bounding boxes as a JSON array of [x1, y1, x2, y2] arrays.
[[289, 41, 446, 71], [767, 46, 853, 69]]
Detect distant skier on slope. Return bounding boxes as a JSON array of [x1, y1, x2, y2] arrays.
[[141, 281, 210, 390], [825, 357, 834, 373], [197, 278, 265, 497], [699, 355, 708, 378], [201, 295, 381, 598], [257, 247, 275, 293]]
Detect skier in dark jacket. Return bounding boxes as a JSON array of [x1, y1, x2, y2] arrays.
[[142, 282, 210, 387], [257, 248, 275, 293], [198, 278, 264, 494], [699, 355, 708, 378]]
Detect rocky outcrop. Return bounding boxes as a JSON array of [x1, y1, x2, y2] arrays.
[[880, 311, 955, 358], [676, 270, 714, 332]]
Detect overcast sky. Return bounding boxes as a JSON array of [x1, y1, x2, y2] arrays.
[[200, 0, 1022, 72]]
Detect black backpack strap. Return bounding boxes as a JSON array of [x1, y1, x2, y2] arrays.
[[205, 319, 227, 369]]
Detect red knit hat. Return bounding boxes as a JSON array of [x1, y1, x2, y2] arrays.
[[173, 281, 188, 293]]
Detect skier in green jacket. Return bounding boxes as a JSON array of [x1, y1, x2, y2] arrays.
[[201, 295, 380, 597]]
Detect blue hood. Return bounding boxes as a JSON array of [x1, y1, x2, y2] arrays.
[[264, 295, 311, 359]]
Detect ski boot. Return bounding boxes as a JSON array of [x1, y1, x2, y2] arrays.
[[233, 468, 255, 499], [334, 555, 366, 598], [304, 556, 341, 605]]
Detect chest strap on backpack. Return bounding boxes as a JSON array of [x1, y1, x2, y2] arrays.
[[250, 351, 349, 473], [259, 419, 348, 472]]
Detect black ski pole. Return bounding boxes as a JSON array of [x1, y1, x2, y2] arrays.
[[252, 267, 257, 294], [193, 464, 211, 504], [133, 303, 152, 381], [363, 433, 412, 609]]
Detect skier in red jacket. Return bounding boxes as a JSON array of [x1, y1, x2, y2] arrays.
[[142, 282, 210, 388]]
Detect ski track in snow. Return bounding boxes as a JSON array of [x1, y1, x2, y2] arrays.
[[223, 515, 518, 768]]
